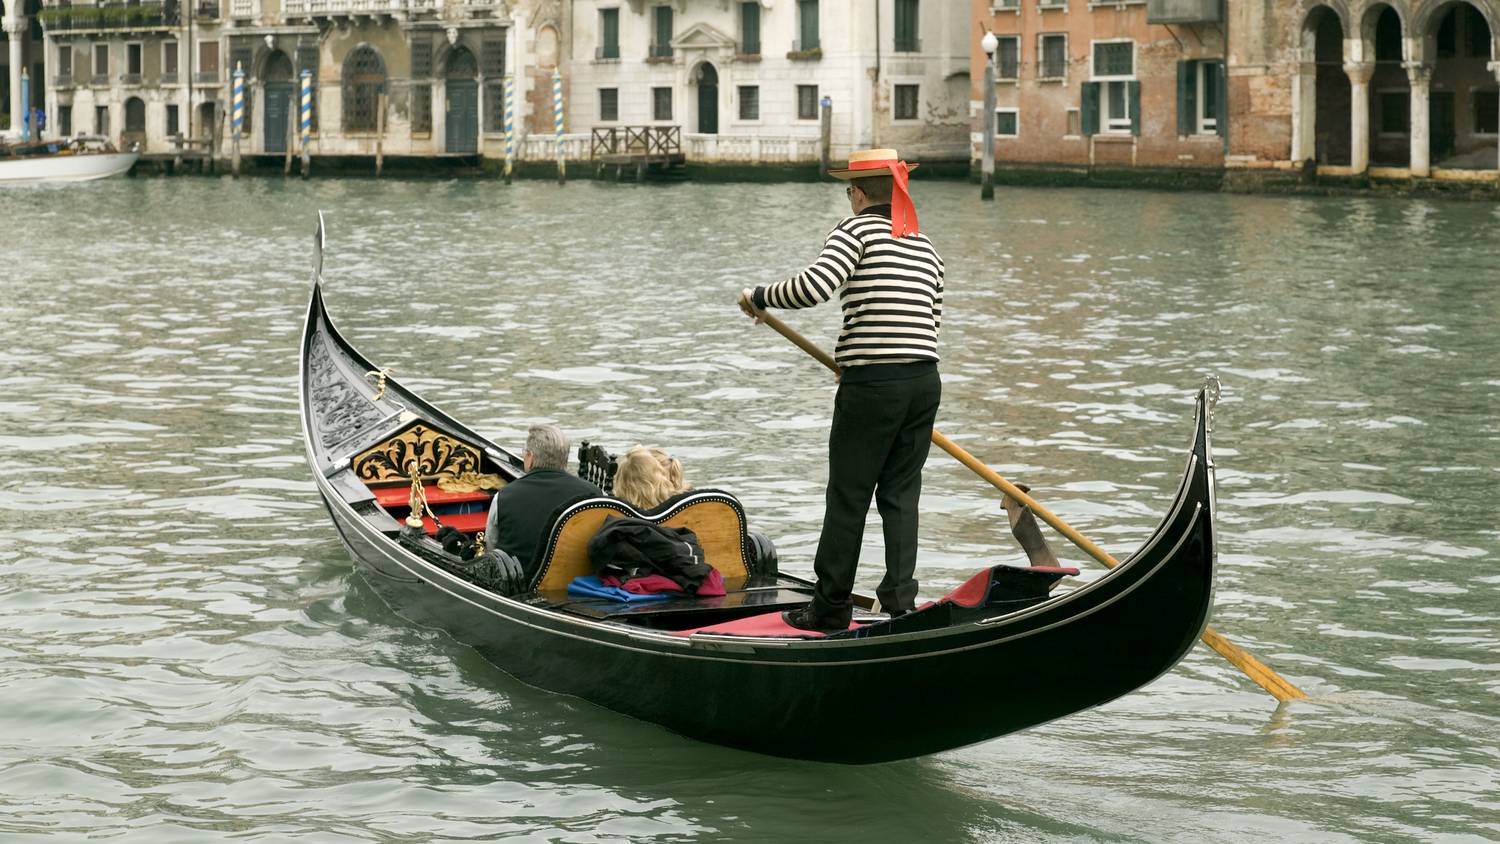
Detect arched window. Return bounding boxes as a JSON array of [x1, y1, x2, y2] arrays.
[[125, 97, 146, 132], [444, 46, 477, 79], [342, 45, 386, 132]]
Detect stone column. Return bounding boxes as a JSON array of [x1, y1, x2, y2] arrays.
[[1406, 63, 1432, 177], [1292, 48, 1318, 164], [1491, 62, 1500, 174], [4, 16, 22, 133], [1345, 61, 1376, 174]]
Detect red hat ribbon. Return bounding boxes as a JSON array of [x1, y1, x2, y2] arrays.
[[849, 158, 919, 238]]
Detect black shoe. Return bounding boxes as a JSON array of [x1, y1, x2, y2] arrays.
[[782, 603, 852, 633], [887, 608, 910, 620]]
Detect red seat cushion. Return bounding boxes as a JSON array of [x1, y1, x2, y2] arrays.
[[671, 610, 859, 638], [371, 484, 493, 509], [421, 511, 489, 536]]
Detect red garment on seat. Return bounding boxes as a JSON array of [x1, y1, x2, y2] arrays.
[[600, 569, 726, 597]]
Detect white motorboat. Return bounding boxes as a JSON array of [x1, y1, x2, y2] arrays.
[[0, 135, 139, 184]]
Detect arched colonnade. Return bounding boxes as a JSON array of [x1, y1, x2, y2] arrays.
[[1293, 0, 1500, 174]]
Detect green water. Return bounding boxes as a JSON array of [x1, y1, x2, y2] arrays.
[[0, 178, 1496, 842]]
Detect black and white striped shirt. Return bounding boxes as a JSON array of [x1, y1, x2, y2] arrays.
[[755, 206, 944, 368]]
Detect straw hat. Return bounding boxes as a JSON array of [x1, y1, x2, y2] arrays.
[[827, 148, 921, 180]]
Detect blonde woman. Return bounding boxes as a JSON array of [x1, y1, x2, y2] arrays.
[[613, 446, 679, 511]]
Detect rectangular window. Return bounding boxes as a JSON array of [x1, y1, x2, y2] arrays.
[[1379, 91, 1409, 134], [58, 45, 73, 77], [651, 6, 673, 58], [1092, 40, 1133, 79], [797, 0, 820, 51], [994, 36, 1019, 80], [127, 43, 142, 76], [95, 105, 109, 134], [1103, 80, 1132, 132], [738, 85, 759, 120], [1197, 60, 1219, 134], [599, 8, 620, 60], [411, 39, 432, 79], [894, 0, 919, 52], [485, 84, 505, 131], [894, 84, 919, 119], [1040, 34, 1066, 80], [1066, 107, 1080, 136], [599, 87, 618, 121], [411, 84, 431, 134], [163, 41, 178, 79], [59, 104, 73, 136], [198, 41, 219, 80], [481, 39, 505, 77], [740, 1, 760, 55], [166, 103, 178, 136], [652, 86, 672, 120], [797, 84, 818, 120], [1476, 90, 1499, 134], [93, 44, 109, 78], [995, 108, 1018, 136]]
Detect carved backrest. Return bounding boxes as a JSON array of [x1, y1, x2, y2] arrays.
[[352, 423, 483, 484], [530, 491, 752, 593]]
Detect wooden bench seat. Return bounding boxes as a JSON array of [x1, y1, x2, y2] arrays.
[[529, 491, 753, 593]]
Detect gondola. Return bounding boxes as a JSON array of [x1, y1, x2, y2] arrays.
[[299, 218, 1218, 764]]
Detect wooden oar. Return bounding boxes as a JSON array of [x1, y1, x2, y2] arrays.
[[750, 306, 1308, 703]]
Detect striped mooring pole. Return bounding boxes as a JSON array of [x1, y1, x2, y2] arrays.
[[552, 67, 565, 185], [299, 69, 312, 178], [231, 62, 244, 178], [503, 73, 515, 184]]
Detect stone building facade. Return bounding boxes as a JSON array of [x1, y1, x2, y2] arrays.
[[971, 0, 1500, 179], [37, 0, 563, 156], [558, 0, 971, 161]]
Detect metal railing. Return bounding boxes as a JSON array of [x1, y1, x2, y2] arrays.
[[195, 0, 219, 18], [37, 1, 179, 32]]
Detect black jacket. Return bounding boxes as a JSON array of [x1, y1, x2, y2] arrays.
[[586, 516, 712, 592], [485, 468, 601, 576]]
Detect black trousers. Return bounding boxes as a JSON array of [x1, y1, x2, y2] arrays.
[[811, 364, 941, 615]]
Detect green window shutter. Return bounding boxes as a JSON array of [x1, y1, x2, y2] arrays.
[[1176, 60, 1194, 136], [1128, 80, 1141, 136], [799, 0, 820, 51], [1081, 82, 1099, 135], [741, 2, 760, 54], [1215, 61, 1228, 137]]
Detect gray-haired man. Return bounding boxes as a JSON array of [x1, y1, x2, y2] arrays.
[[485, 424, 601, 580]]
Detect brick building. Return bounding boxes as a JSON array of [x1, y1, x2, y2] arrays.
[[970, 0, 1228, 171], [971, 0, 1500, 180]]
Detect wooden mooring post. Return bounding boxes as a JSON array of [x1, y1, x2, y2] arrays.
[[283, 94, 295, 176], [375, 91, 386, 178], [819, 96, 832, 177]]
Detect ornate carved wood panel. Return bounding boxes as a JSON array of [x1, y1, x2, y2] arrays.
[[352, 424, 482, 483]]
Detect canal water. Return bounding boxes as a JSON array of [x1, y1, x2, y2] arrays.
[[1, 177, 1496, 842]]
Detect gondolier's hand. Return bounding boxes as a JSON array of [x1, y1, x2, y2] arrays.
[[737, 288, 766, 324], [735, 289, 768, 325]]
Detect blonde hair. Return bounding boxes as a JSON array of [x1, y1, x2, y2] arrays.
[[614, 446, 678, 511], [649, 447, 689, 494]]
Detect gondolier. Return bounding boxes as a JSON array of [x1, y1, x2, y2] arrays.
[[738, 148, 945, 633]]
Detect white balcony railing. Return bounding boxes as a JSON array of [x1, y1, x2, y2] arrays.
[[281, 0, 403, 16], [683, 133, 821, 163], [229, 0, 256, 17]]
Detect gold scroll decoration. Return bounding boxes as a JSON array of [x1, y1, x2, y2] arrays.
[[351, 424, 483, 484]]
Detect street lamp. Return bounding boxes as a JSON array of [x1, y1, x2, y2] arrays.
[[980, 30, 998, 200]]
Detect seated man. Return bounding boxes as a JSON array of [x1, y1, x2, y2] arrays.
[[485, 424, 601, 579]]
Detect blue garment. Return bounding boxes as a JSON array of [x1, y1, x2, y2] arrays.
[[567, 575, 673, 604]]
